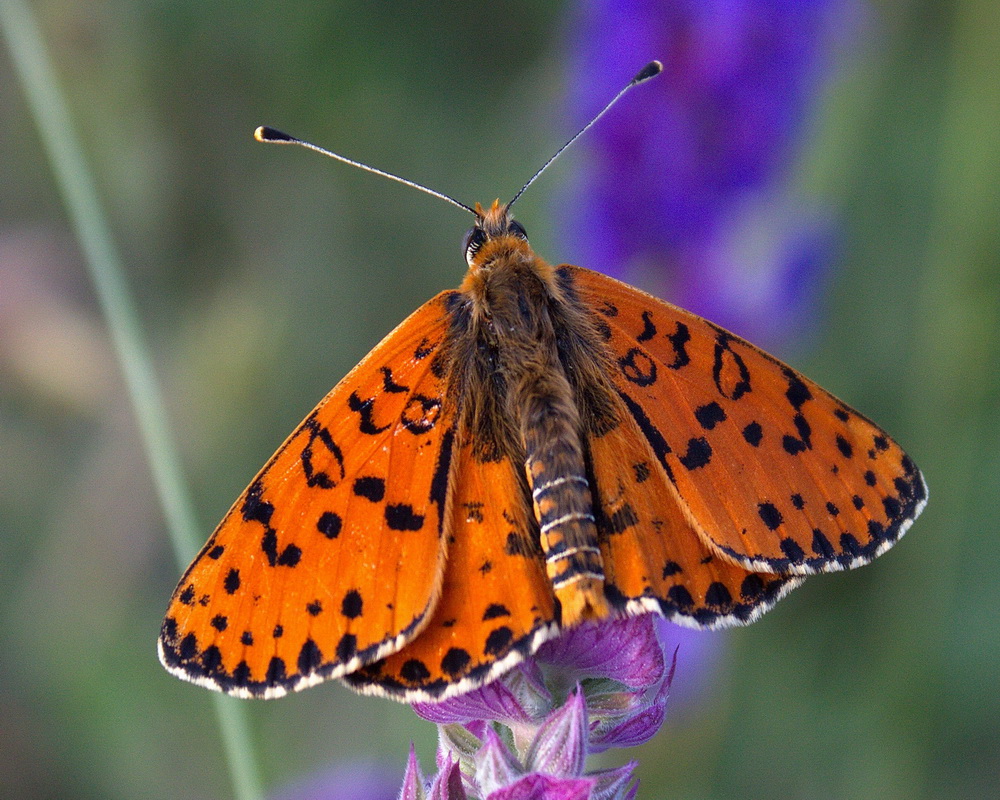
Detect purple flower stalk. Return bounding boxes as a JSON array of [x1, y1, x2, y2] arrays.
[[398, 615, 674, 800]]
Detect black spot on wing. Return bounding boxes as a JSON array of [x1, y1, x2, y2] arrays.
[[300, 417, 347, 488], [484, 626, 514, 656], [317, 511, 342, 539], [781, 413, 812, 455], [414, 337, 436, 360], [353, 476, 386, 502], [401, 394, 442, 434], [618, 348, 658, 386], [679, 437, 712, 470], [242, 480, 274, 526], [636, 310, 657, 342], [603, 502, 640, 534], [705, 582, 733, 608], [780, 538, 806, 564], [298, 640, 323, 674], [836, 434, 853, 458], [743, 421, 763, 446], [266, 657, 287, 686], [811, 529, 835, 558], [277, 543, 302, 567], [482, 603, 511, 620], [428, 428, 455, 534], [758, 502, 783, 530], [712, 332, 751, 400], [662, 561, 682, 578], [400, 659, 431, 682], [341, 590, 363, 619], [666, 322, 691, 369], [694, 402, 726, 430], [441, 648, 471, 676], [380, 366, 409, 393], [336, 634, 357, 661], [784, 368, 812, 410], [385, 504, 425, 531], [348, 392, 391, 436]]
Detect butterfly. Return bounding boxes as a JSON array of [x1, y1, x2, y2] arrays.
[[159, 62, 926, 703]]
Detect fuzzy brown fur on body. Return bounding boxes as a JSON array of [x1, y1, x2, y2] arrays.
[[440, 201, 622, 624]]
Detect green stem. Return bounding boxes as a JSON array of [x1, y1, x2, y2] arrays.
[[0, 3, 264, 798]]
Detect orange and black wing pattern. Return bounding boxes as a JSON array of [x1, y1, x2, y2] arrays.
[[587, 408, 804, 629], [344, 442, 560, 701], [565, 265, 927, 580], [159, 292, 458, 698]]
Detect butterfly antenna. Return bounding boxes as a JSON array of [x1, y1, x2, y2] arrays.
[[254, 126, 476, 215], [506, 60, 662, 210]]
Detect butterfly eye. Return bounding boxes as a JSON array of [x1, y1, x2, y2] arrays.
[[508, 220, 528, 240], [463, 227, 488, 264]]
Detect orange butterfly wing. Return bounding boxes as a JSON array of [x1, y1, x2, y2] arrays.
[[566, 265, 927, 576], [345, 445, 559, 700], [159, 292, 459, 698], [587, 414, 804, 628]]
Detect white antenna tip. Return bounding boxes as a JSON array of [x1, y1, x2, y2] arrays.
[[254, 126, 296, 144]]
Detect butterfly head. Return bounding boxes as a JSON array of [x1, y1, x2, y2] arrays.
[[463, 200, 530, 268]]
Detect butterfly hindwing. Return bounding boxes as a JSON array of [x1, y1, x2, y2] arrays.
[[344, 444, 560, 701], [565, 265, 927, 575], [588, 407, 804, 628], [159, 292, 459, 697]]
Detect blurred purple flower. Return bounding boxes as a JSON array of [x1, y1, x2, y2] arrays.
[[561, 0, 859, 346], [402, 615, 673, 799]]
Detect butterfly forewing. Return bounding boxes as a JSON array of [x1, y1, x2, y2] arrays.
[[344, 444, 560, 701], [159, 292, 459, 697], [587, 408, 804, 627], [566, 266, 927, 576]]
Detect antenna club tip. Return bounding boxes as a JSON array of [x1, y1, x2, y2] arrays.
[[634, 60, 663, 83], [254, 126, 295, 143]]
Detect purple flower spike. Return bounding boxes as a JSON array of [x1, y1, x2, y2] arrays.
[[589, 763, 639, 800], [536, 615, 665, 688], [590, 694, 666, 752], [428, 754, 468, 800], [485, 773, 594, 800], [405, 613, 675, 797], [589, 645, 675, 753], [524, 687, 588, 778], [399, 744, 427, 800], [414, 666, 549, 727], [475, 727, 525, 796]]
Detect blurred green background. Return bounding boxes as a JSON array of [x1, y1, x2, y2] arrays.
[[1, 1, 997, 798]]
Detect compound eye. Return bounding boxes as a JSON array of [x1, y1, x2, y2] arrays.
[[508, 220, 528, 240], [463, 227, 488, 264]]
